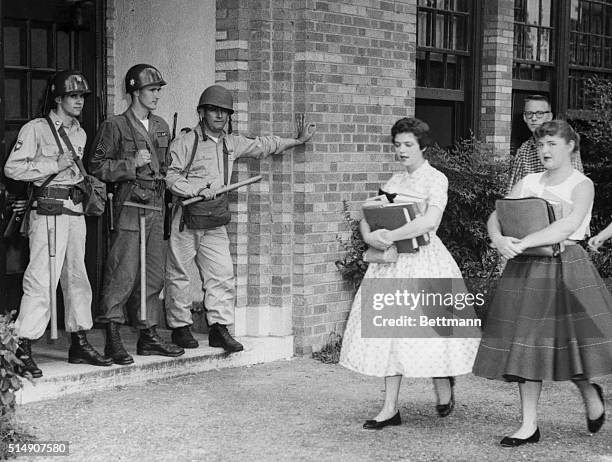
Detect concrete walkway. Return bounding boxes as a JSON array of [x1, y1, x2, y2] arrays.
[[16, 358, 612, 462]]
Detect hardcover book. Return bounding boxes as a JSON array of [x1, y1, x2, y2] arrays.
[[362, 193, 429, 253], [495, 197, 563, 256]]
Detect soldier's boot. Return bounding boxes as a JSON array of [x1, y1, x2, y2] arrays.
[[137, 326, 184, 357], [104, 322, 134, 365], [69, 331, 113, 366], [17, 338, 43, 378], [209, 323, 244, 353], [171, 325, 199, 349]]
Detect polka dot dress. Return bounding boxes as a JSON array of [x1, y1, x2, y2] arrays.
[[339, 163, 481, 377]]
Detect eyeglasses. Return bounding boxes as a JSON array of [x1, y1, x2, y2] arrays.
[[523, 111, 551, 119]]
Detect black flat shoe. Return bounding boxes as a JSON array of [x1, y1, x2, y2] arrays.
[[436, 376, 455, 418], [500, 427, 540, 447], [588, 383, 606, 434], [363, 411, 401, 430]]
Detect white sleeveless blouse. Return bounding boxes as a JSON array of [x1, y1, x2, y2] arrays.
[[518, 170, 592, 240]]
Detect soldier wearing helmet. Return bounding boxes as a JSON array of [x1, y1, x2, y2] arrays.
[[4, 70, 112, 377], [89, 64, 183, 364], [164, 84, 316, 352]]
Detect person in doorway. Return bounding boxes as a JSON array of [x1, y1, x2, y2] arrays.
[[164, 84, 315, 352], [507, 95, 583, 192], [4, 70, 112, 377], [89, 64, 184, 365]]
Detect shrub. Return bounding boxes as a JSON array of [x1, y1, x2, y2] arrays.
[[570, 77, 612, 277], [0, 312, 34, 459], [312, 331, 343, 364], [335, 200, 368, 288], [428, 135, 508, 281]]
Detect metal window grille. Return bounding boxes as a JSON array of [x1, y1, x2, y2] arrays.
[[568, 0, 612, 110]]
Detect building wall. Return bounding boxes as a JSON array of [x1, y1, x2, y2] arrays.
[[479, 0, 514, 155], [107, 0, 216, 126], [217, 0, 417, 354]]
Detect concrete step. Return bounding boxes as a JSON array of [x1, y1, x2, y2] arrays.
[[17, 328, 293, 404]]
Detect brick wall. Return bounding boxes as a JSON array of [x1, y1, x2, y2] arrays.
[[218, 0, 417, 355], [480, 0, 514, 156]]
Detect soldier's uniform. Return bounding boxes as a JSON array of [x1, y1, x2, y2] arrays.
[[5, 112, 90, 338], [165, 85, 298, 352], [90, 108, 169, 326], [3, 70, 111, 377], [89, 64, 183, 364]]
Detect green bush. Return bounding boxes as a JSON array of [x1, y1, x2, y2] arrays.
[[570, 77, 612, 277], [0, 312, 34, 459], [335, 200, 368, 288], [428, 136, 507, 281]]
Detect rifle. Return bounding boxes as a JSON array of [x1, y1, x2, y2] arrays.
[[2, 186, 34, 239], [163, 112, 178, 240]]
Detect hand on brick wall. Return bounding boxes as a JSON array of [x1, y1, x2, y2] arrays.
[[295, 114, 316, 144]]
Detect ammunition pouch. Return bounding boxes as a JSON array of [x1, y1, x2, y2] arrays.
[[35, 197, 65, 216], [182, 194, 230, 230]]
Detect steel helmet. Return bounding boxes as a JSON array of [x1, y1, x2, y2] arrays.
[[197, 85, 234, 114], [49, 70, 91, 98], [125, 64, 166, 93]]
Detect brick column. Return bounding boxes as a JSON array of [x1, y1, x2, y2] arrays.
[[216, 0, 257, 336], [292, 0, 417, 355], [480, 0, 514, 156], [218, 0, 417, 354]]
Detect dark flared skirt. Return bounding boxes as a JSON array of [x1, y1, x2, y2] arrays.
[[473, 244, 612, 382]]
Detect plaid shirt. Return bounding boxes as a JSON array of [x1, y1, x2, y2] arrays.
[[507, 137, 584, 193]]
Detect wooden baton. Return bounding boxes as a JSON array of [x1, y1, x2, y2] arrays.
[[181, 175, 263, 207], [47, 216, 58, 340], [121, 201, 163, 322]]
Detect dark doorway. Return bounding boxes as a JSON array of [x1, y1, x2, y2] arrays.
[[0, 0, 104, 318]]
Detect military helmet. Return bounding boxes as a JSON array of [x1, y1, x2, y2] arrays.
[[125, 64, 166, 93], [49, 70, 91, 98], [197, 85, 234, 114]]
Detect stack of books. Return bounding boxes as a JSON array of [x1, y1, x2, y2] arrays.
[[362, 191, 429, 253]]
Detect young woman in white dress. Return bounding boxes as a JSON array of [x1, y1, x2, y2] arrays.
[[340, 118, 481, 429]]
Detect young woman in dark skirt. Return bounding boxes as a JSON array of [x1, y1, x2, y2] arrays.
[[473, 120, 611, 446]]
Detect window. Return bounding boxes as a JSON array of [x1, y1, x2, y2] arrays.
[[416, 0, 479, 146], [417, 0, 470, 91], [568, 0, 612, 110], [513, 0, 554, 84]]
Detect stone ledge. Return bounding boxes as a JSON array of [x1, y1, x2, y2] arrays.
[[17, 330, 293, 404]]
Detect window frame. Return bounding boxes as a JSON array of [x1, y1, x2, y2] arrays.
[[415, 0, 482, 142]]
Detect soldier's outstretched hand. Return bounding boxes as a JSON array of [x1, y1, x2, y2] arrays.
[[295, 114, 316, 144]]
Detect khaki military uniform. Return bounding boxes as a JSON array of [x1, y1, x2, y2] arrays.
[[165, 124, 294, 328], [4, 111, 91, 339]]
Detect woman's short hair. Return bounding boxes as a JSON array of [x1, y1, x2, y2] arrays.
[[534, 120, 580, 153], [391, 118, 432, 148]]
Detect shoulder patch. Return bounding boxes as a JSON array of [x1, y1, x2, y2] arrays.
[[13, 140, 23, 151]]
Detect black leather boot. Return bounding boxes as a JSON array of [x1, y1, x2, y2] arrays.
[[68, 331, 113, 366], [105, 322, 134, 365], [137, 326, 185, 357], [17, 338, 43, 378], [171, 326, 199, 349], [209, 323, 244, 353]]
